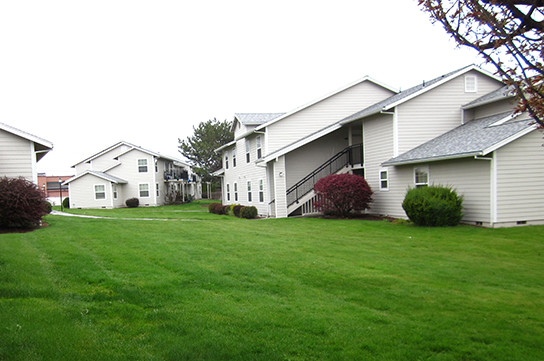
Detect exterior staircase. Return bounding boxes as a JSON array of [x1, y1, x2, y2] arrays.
[[286, 144, 363, 216]]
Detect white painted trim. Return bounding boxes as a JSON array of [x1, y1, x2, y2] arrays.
[[379, 168, 389, 191], [393, 108, 399, 157], [414, 166, 430, 187], [138, 183, 151, 198], [464, 74, 478, 93], [30, 141, 37, 184], [481, 124, 537, 155], [488, 113, 517, 127], [490, 152, 498, 224], [0, 122, 53, 149], [255, 76, 399, 131], [94, 184, 107, 200], [109, 183, 114, 208]]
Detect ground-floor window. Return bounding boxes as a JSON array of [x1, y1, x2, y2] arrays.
[[247, 181, 252, 202], [226, 183, 230, 201], [156, 183, 160, 197], [414, 167, 429, 187], [259, 179, 264, 202], [379, 169, 389, 191], [234, 182, 238, 201], [139, 183, 150, 197], [94, 184, 106, 200], [113, 184, 118, 199]]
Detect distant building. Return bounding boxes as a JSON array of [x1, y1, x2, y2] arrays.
[[38, 174, 70, 206]]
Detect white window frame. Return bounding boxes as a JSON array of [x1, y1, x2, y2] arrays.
[[234, 182, 238, 201], [414, 167, 430, 187], [259, 179, 264, 203], [465, 75, 477, 93], [139, 183, 150, 198], [245, 140, 250, 163], [232, 148, 237, 168], [113, 184, 118, 199], [226, 183, 230, 201], [138, 159, 148, 173], [94, 184, 106, 200], [225, 153, 229, 169], [379, 169, 389, 191], [256, 136, 262, 159], [247, 180, 252, 202], [156, 183, 160, 197]]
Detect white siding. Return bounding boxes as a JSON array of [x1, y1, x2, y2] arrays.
[[0, 129, 34, 181], [68, 174, 112, 209], [428, 158, 491, 223], [266, 81, 395, 153], [284, 128, 348, 189], [495, 130, 544, 224], [397, 70, 503, 154], [74, 144, 132, 174], [108, 149, 157, 206], [222, 134, 268, 215]]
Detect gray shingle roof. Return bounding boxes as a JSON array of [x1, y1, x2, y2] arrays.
[[382, 112, 535, 166], [63, 170, 128, 185], [340, 65, 475, 124], [234, 113, 285, 125], [463, 85, 515, 109]]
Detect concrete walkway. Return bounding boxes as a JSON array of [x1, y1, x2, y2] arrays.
[[50, 210, 200, 221]]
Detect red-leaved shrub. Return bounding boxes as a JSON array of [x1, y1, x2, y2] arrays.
[[0, 177, 49, 229], [313, 173, 373, 217]]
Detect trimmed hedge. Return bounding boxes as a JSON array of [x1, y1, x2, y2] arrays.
[[62, 197, 70, 209], [240, 206, 258, 219], [0, 177, 49, 229], [232, 205, 244, 217], [402, 185, 463, 226], [208, 203, 227, 215], [126, 198, 140, 208]]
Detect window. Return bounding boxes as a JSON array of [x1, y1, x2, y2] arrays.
[[247, 181, 252, 202], [113, 184, 118, 199], [226, 183, 230, 201], [256, 136, 262, 159], [232, 148, 237, 167], [414, 167, 429, 187], [225, 154, 229, 169], [139, 183, 150, 197], [465, 75, 477, 92], [379, 169, 389, 191], [245, 140, 250, 163], [138, 159, 148, 173], [234, 182, 238, 201], [155, 159, 158, 172], [156, 183, 160, 197], [259, 179, 264, 202], [94, 184, 106, 200]]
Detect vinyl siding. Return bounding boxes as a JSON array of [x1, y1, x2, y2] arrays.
[[74, 144, 132, 174], [108, 149, 158, 206], [68, 174, 113, 209], [284, 128, 348, 190], [495, 130, 544, 223], [0, 129, 34, 181], [266, 81, 395, 154], [222, 134, 268, 215], [397, 70, 503, 155], [470, 98, 517, 120], [428, 158, 491, 223], [362, 114, 401, 216]]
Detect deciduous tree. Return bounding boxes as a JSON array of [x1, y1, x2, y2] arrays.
[[419, 0, 544, 127]]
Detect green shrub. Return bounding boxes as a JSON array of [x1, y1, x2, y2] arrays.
[[222, 205, 230, 215], [232, 205, 244, 217], [240, 206, 258, 219], [0, 177, 49, 229], [402, 185, 463, 226], [44, 201, 52, 214], [126, 198, 140, 208], [208, 203, 225, 214], [62, 197, 70, 209]]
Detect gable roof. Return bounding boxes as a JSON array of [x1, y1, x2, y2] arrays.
[[462, 85, 516, 110], [0, 122, 53, 149], [63, 170, 128, 185], [73, 141, 189, 168], [382, 112, 536, 166], [254, 76, 398, 131], [340, 65, 502, 125], [232, 113, 285, 130]]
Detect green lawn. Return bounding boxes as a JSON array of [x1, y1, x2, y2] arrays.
[[1, 202, 543, 360]]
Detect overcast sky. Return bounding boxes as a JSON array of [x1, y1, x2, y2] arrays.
[[0, 0, 487, 175]]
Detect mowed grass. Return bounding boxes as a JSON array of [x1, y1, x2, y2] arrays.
[[1, 203, 543, 360]]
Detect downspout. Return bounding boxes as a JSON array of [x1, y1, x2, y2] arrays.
[[474, 154, 496, 226]]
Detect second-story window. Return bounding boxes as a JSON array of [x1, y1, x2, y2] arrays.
[[138, 159, 148, 173], [256, 136, 262, 159], [232, 148, 237, 168], [225, 154, 229, 169], [246, 140, 250, 163]]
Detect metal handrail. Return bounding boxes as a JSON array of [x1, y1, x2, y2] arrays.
[[286, 144, 362, 206]]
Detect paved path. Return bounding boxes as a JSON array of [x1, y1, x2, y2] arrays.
[[50, 210, 200, 221]]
